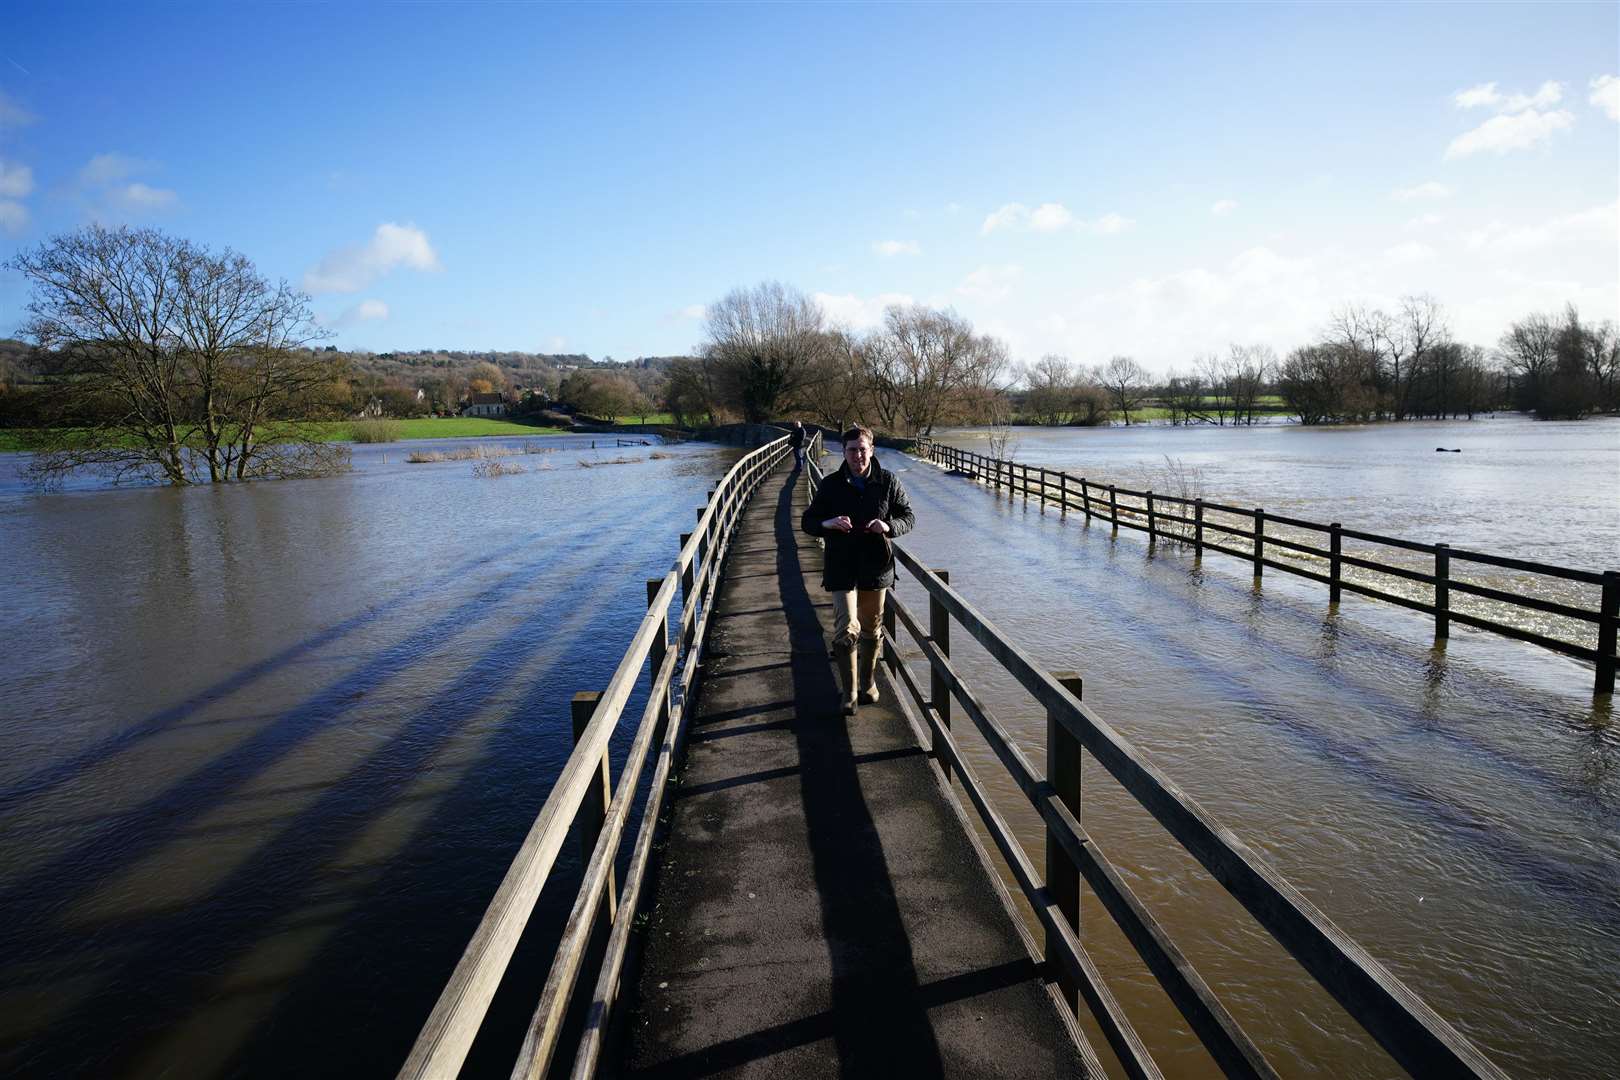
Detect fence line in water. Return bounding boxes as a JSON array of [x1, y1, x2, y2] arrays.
[[918, 438, 1619, 696]]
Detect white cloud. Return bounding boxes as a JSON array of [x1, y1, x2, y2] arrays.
[[1453, 80, 1564, 112], [956, 264, 1022, 301], [1463, 200, 1619, 255], [0, 91, 34, 130], [115, 182, 178, 210], [0, 199, 27, 234], [981, 203, 1030, 235], [813, 290, 915, 329], [1453, 82, 1501, 109], [873, 239, 921, 257], [324, 298, 390, 329], [0, 158, 32, 198], [1445, 108, 1575, 158], [1030, 202, 1075, 231], [1591, 75, 1620, 121], [78, 152, 148, 187], [1211, 199, 1238, 216], [1391, 181, 1451, 201], [945, 201, 963, 215], [304, 223, 442, 294], [1404, 213, 1443, 230], [1383, 242, 1436, 264], [981, 201, 1134, 236], [1091, 212, 1134, 234]]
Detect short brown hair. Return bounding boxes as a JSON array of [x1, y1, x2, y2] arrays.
[[842, 424, 873, 446]]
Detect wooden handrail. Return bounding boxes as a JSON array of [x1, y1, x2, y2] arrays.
[[399, 428, 806, 1080]]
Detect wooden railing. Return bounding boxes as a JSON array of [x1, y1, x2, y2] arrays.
[[399, 429, 818, 1080], [807, 452, 1509, 1079], [918, 438, 1619, 696]]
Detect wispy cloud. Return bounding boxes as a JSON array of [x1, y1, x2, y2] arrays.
[[1452, 80, 1564, 112], [873, 239, 920, 257], [74, 151, 179, 217], [1211, 199, 1238, 216], [955, 264, 1022, 301], [982, 201, 1134, 236], [1446, 80, 1574, 158], [0, 90, 34, 131], [304, 223, 442, 294], [1391, 181, 1451, 201], [813, 290, 915, 329], [0, 158, 32, 199], [666, 303, 706, 322], [1384, 242, 1435, 265], [1591, 75, 1620, 121], [322, 298, 391, 329], [1446, 108, 1575, 157], [0, 198, 26, 234], [1404, 213, 1443, 230], [1463, 200, 1619, 254]]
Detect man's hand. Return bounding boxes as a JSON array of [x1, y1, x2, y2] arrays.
[[865, 519, 890, 535], [822, 515, 853, 532]]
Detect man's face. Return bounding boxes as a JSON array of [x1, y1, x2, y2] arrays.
[[844, 437, 873, 475]]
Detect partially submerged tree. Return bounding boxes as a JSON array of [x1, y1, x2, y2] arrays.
[[1096, 355, 1149, 425], [8, 225, 348, 485]]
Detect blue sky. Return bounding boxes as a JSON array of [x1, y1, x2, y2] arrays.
[[0, 2, 1615, 373]]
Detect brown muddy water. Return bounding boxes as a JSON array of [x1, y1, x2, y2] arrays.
[[0, 417, 1615, 1078]]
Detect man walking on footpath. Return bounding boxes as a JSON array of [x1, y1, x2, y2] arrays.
[[801, 425, 915, 714], [789, 419, 807, 469]]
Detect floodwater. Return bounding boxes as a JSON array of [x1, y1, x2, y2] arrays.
[[0, 435, 742, 1078], [0, 416, 1615, 1078], [886, 415, 1619, 1079]]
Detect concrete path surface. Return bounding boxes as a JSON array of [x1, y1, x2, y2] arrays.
[[614, 461, 1091, 1079]]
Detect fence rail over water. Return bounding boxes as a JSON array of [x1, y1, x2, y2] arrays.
[[919, 438, 1620, 696]]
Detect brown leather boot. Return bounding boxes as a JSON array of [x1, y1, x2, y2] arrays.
[[837, 639, 858, 715], [857, 637, 880, 705]]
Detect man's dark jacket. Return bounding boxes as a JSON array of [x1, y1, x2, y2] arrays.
[[801, 455, 915, 590]]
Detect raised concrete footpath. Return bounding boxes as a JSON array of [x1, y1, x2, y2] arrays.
[[615, 461, 1090, 1078]]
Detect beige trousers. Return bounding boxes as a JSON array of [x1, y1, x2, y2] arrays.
[[832, 588, 887, 647]]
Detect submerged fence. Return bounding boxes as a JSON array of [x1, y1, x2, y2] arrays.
[[919, 438, 1619, 696], [806, 454, 1508, 1079], [398, 430, 816, 1080]]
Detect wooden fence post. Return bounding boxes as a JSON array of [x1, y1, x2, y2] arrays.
[[648, 579, 670, 736], [1597, 571, 1618, 695], [1058, 472, 1068, 516], [679, 533, 696, 649], [1194, 499, 1204, 554], [1047, 671, 1084, 1015], [930, 570, 952, 786], [1253, 509, 1265, 578], [1108, 485, 1119, 531], [1434, 544, 1450, 640], [1146, 491, 1156, 543], [1329, 523, 1342, 604], [572, 691, 617, 923], [1080, 478, 1091, 521]]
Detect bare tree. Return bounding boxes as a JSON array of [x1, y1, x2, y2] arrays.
[[1023, 353, 1078, 425], [1162, 369, 1205, 425], [700, 281, 828, 422], [1497, 311, 1561, 413], [802, 327, 868, 433], [8, 224, 348, 486], [866, 304, 1010, 436], [1096, 355, 1149, 425]]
